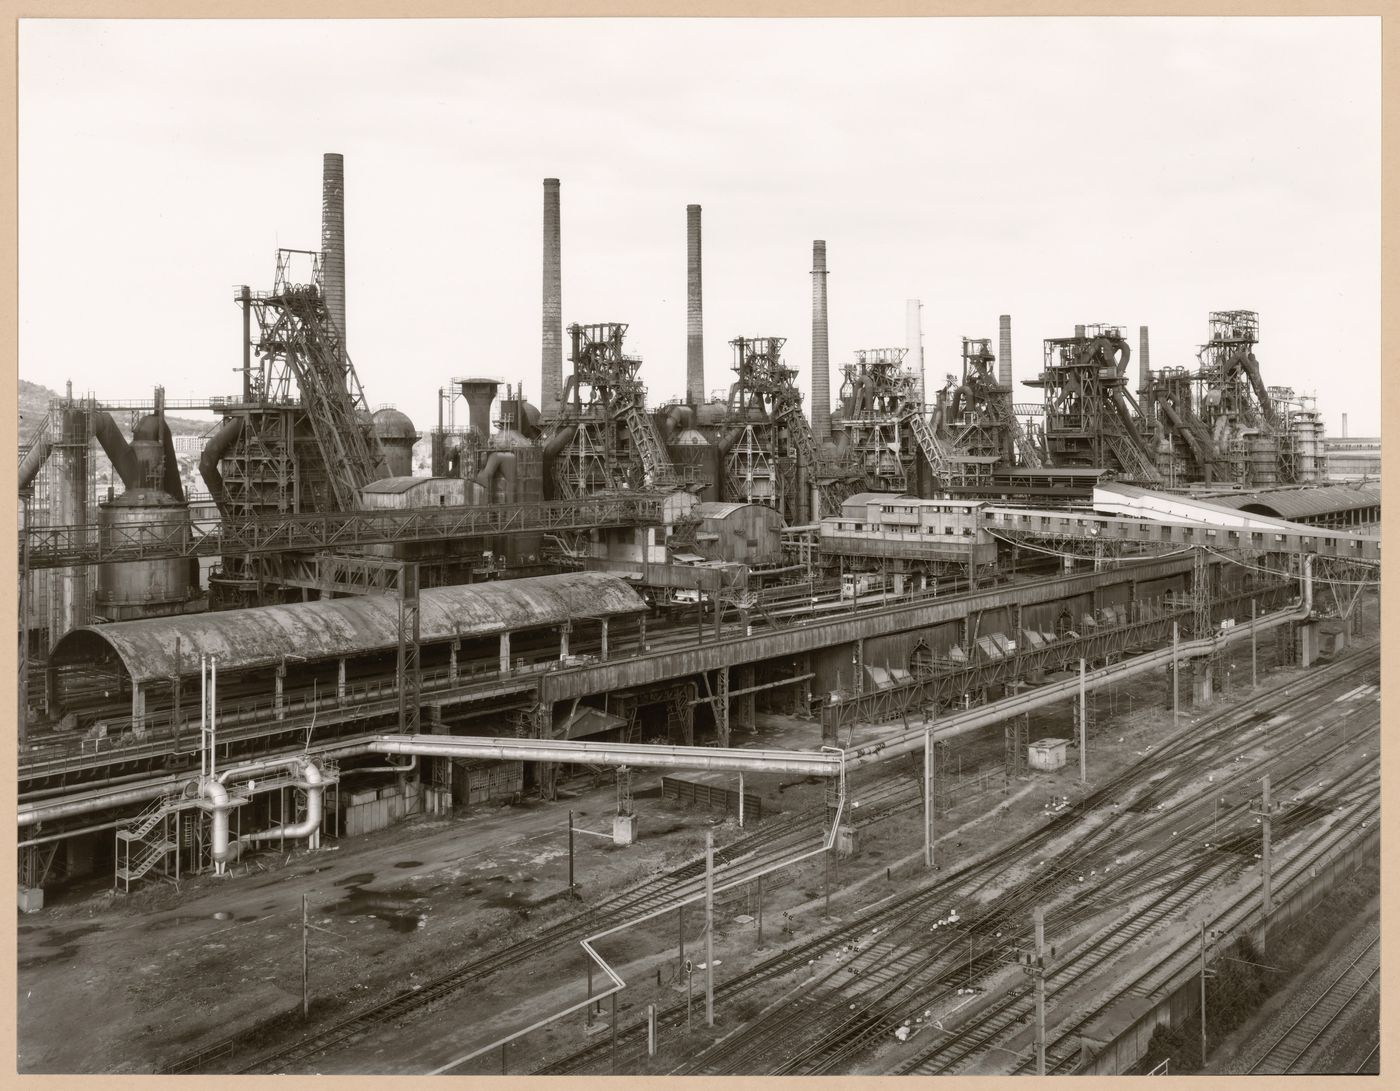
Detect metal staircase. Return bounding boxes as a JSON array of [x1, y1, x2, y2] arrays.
[[115, 793, 179, 892]]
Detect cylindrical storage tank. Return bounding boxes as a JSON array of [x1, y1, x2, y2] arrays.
[[668, 428, 719, 502], [1247, 435, 1278, 487], [96, 489, 193, 620], [694, 401, 730, 428], [372, 408, 419, 477]]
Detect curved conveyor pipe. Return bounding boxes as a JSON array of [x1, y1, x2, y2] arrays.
[[238, 758, 323, 848]]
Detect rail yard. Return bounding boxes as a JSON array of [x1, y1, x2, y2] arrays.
[[15, 153, 1381, 1077]]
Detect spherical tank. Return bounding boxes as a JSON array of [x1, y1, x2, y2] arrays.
[[373, 408, 419, 477], [96, 489, 193, 619]]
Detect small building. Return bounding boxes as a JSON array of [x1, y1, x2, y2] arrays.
[[1028, 738, 1068, 771], [358, 476, 467, 509], [689, 501, 785, 565]]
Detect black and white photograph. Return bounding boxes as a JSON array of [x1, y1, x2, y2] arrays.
[[13, 9, 1383, 1079]]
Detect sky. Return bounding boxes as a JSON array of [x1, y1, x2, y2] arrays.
[[18, 17, 1382, 439]]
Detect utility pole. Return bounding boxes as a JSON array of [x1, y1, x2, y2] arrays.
[[1199, 920, 1208, 1069], [1251, 599, 1258, 689], [756, 874, 764, 947], [1078, 658, 1087, 784], [705, 828, 715, 1027], [1033, 906, 1046, 1075], [1251, 775, 1274, 954], [1172, 622, 1180, 730], [924, 722, 935, 868], [302, 893, 309, 1018], [568, 810, 575, 892]]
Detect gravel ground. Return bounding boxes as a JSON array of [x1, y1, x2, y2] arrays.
[[1218, 893, 1380, 1075]]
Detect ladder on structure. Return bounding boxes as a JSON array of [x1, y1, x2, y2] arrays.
[[611, 387, 681, 489], [115, 793, 180, 893], [901, 405, 954, 484]]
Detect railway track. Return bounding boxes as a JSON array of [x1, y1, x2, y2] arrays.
[[1247, 935, 1379, 1075], [158, 806, 818, 1074], [541, 651, 1376, 1076]]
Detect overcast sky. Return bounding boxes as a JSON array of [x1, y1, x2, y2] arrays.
[[19, 17, 1381, 440]]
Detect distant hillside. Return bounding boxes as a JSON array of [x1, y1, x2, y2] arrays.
[[18, 380, 217, 446]]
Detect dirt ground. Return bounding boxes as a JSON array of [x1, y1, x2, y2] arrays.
[[16, 589, 1379, 1076]]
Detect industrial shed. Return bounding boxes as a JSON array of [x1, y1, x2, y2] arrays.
[[1215, 485, 1380, 529], [359, 476, 467, 509], [50, 572, 647, 685], [689, 501, 785, 565]]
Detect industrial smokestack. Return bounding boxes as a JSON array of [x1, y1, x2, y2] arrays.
[[1138, 325, 1151, 393], [1074, 324, 1086, 339], [905, 300, 924, 403], [686, 204, 704, 405], [998, 314, 1013, 389], [321, 153, 346, 359], [1342, 413, 1348, 438], [542, 178, 563, 411], [811, 240, 830, 445]]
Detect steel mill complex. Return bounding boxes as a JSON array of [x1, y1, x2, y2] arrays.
[[16, 155, 1380, 1078]]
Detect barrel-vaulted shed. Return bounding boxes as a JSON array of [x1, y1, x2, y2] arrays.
[[52, 572, 646, 685]]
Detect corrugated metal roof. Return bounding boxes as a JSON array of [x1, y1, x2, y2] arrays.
[[54, 572, 647, 684], [361, 476, 436, 494], [1216, 485, 1381, 521], [692, 501, 782, 520]]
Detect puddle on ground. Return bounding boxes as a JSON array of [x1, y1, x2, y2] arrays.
[[24, 923, 105, 945], [334, 872, 376, 887], [325, 884, 428, 934], [393, 861, 422, 869], [18, 945, 79, 971], [142, 915, 211, 933]]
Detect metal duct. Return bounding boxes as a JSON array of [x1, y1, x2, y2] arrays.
[[811, 240, 830, 446], [686, 204, 704, 405], [458, 378, 499, 439], [240, 759, 324, 847], [998, 314, 1013, 389], [18, 436, 52, 493], [91, 412, 140, 490], [321, 153, 346, 358], [905, 299, 924, 402], [198, 417, 244, 517], [542, 178, 563, 411]]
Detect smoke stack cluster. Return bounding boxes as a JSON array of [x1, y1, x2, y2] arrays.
[[321, 153, 346, 357], [686, 205, 705, 405], [541, 178, 563, 411], [905, 299, 924, 402], [998, 314, 1013, 389], [811, 240, 830, 445]]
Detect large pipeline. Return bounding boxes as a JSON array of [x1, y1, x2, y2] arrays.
[[475, 450, 518, 502], [91, 412, 141, 490], [542, 425, 578, 458], [18, 436, 52, 492], [1156, 395, 1219, 478], [239, 759, 324, 848], [198, 417, 245, 515]]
